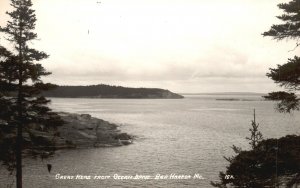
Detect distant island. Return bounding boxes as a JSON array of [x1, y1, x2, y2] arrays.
[[43, 84, 184, 99], [181, 92, 266, 96]]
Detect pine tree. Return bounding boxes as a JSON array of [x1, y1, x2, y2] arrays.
[[262, 0, 300, 113], [246, 109, 263, 149], [0, 1, 63, 187], [211, 110, 265, 188], [262, 0, 300, 41]]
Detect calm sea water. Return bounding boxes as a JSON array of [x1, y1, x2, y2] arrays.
[[1, 94, 299, 188]]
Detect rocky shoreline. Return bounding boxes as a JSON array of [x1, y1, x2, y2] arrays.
[[54, 112, 133, 149]]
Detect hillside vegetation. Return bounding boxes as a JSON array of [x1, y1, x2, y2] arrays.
[[43, 84, 184, 99]]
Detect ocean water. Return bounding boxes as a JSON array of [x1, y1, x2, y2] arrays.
[[1, 94, 299, 188]]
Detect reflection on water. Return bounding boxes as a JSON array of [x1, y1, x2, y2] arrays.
[[0, 95, 299, 187]]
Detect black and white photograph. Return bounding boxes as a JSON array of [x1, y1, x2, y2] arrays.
[[0, 0, 299, 187]]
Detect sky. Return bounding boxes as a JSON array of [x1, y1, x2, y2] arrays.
[[0, 0, 299, 93]]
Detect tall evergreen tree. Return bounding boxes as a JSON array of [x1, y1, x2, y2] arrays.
[[262, 0, 300, 113], [0, 0, 63, 187], [245, 109, 263, 149]]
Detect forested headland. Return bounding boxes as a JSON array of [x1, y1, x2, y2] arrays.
[[43, 84, 184, 99]]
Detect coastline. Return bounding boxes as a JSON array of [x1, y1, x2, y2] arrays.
[[53, 112, 133, 149]]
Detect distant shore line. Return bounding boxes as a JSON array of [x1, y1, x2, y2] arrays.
[[43, 84, 184, 99]]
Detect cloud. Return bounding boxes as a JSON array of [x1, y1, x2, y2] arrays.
[[1, 0, 299, 93]]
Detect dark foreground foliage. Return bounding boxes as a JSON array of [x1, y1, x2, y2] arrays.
[[263, 91, 299, 113], [211, 135, 300, 188], [0, 1, 64, 186], [263, 0, 300, 113]]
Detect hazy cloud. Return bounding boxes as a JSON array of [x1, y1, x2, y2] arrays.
[[1, 0, 299, 92]]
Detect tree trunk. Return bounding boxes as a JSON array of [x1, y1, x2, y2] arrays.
[[16, 79, 23, 188], [16, 121, 22, 188], [16, 36, 23, 188]]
